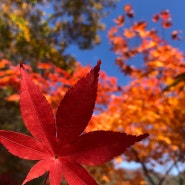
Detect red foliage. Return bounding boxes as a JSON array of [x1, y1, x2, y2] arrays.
[[0, 61, 148, 185]]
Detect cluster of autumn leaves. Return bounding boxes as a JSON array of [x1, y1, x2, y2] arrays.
[[108, 5, 185, 184], [0, 4, 185, 185]]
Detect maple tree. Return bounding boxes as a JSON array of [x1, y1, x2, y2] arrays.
[[0, 61, 148, 185], [106, 4, 185, 185]]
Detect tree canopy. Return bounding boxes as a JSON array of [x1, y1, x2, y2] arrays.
[[0, 1, 185, 185], [0, 0, 116, 69]]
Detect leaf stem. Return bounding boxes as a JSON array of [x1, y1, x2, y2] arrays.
[[43, 172, 49, 185]]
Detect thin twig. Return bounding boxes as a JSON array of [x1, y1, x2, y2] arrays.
[[132, 148, 185, 185], [131, 148, 156, 185], [158, 154, 184, 185]]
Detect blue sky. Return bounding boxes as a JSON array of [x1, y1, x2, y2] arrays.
[[67, 0, 185, 85]]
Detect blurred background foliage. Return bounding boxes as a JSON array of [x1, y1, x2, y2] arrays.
[[0, 0, 116, 70], [0, 1, 185, 185]]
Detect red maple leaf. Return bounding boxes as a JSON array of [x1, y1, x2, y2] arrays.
[[0, 61, 148, 185]]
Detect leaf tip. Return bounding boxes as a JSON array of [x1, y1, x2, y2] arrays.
[[97, 59, 102, 66], [138, 133, 149, 141], [20, 61, 25, 70], [92, 60, 101, 75]]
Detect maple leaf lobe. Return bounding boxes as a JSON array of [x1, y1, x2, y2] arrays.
[[20, 64, 56, 154], [55, 61, 101, 146], [65, 131, 149, 165]]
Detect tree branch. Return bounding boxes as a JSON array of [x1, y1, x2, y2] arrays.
[[132, 148, 185, 185], [131, 148, 156, 185]]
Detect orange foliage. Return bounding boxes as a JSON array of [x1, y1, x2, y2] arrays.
[[1, 5, 185, 184], [114, 15, 125, 27], [124, 4, 134, 18], [152, 10, 172, 29], [107, 5, 185, 181], [0, 59, 118, 114]]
